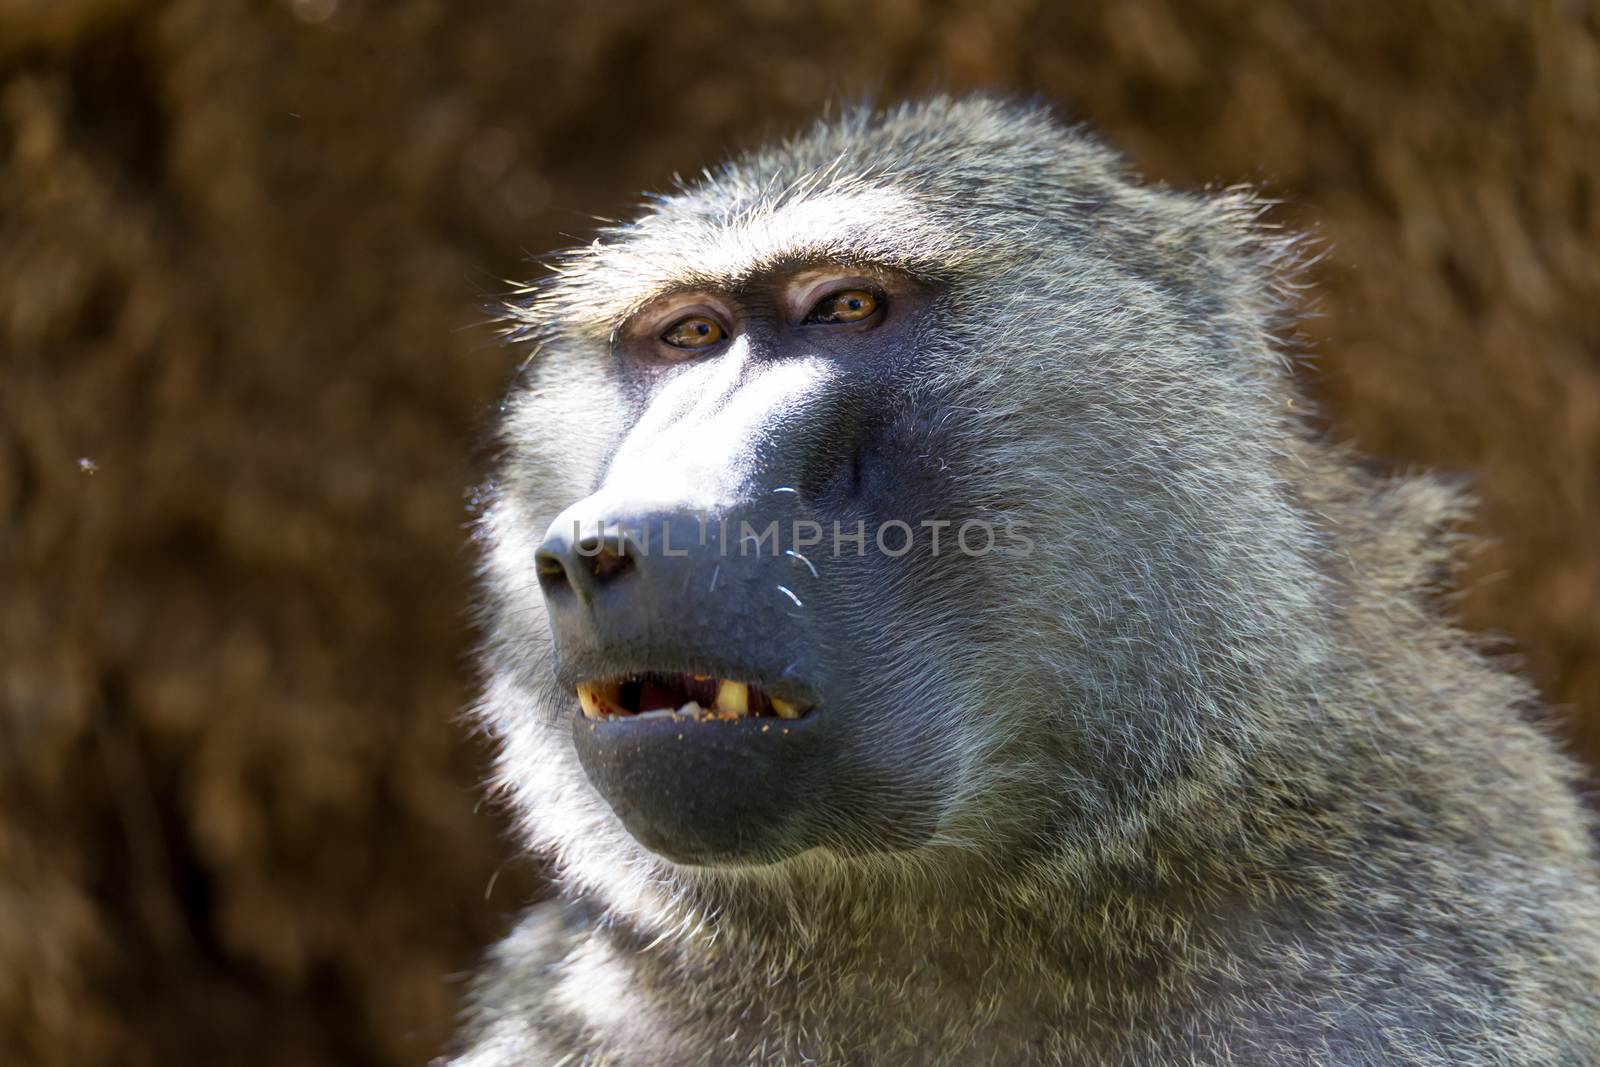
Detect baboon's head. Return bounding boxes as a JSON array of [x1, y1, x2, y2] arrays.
[[482, 97, 1323, 895]]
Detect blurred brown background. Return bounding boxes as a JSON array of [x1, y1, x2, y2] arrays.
[[2, 1, 1597, 1064]]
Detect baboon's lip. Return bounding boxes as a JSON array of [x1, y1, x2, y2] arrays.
[[577, 671, 812, 723]]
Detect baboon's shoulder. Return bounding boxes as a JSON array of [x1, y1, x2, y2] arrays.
[[448, 901, 584, 1067]]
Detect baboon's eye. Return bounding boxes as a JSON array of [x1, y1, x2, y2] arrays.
[[661, 315, 727, 349], [805, 287, 881, 324]]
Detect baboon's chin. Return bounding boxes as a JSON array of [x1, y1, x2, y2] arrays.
[[571, 703, 831, 866], [567, 675, 939, 866]]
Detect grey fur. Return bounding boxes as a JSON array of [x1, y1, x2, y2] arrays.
[[454, 96, 1600, 1065]]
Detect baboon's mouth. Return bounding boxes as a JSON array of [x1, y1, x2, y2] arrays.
[[577, 672, 813, 723]]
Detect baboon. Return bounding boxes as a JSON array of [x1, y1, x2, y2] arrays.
[[454, 97, 1600, 1065]]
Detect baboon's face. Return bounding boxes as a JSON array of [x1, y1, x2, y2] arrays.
[[484, 101, 1305, 878], [495, 253, 978, 867]]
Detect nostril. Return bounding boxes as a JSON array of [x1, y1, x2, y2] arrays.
[[577, 536, 635, 584], [535, 548, 572, 590]]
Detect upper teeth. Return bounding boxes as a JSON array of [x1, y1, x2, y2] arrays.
[[576, 676, 807, 722], [577, 683, 614, 719], [714, 680, 748, 717]]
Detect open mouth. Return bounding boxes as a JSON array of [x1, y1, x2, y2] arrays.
[[577, 672, 813, 723]]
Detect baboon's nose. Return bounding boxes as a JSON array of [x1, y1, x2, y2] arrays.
[[535, 517, 638, 601], [532, 491, 811, 685]]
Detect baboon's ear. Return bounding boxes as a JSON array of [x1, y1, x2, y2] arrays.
[[1356, 471, 1477, 598], [1135, 189, 1308, 363]]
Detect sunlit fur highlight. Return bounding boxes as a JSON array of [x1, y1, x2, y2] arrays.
[[456, 96, 1600, 1065]]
